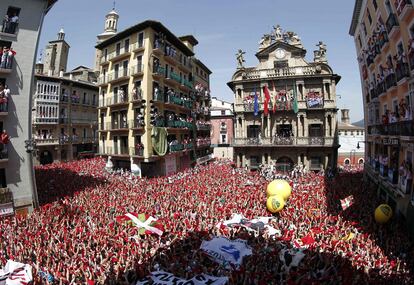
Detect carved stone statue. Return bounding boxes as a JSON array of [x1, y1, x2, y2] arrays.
[[259, 34, 272, 49], [236, 49, 246, 69], [273, 25, 283, 40], [317, 41, 327, 57]]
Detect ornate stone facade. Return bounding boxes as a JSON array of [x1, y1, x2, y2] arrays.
[[228, 25, 341, 171]]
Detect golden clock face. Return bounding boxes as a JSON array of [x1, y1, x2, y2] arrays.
[[275, 48, 286, 59]]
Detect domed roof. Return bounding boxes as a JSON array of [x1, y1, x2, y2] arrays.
[[107, 9, 119, 16]]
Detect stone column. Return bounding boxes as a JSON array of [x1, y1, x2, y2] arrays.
[[303, 114, 308, 137], [267, 115, 271, 137]]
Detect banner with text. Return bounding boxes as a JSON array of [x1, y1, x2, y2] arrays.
[[136, 270, 228, 285]]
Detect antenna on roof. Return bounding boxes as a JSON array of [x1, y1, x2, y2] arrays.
[[113, 0, 116, 10]]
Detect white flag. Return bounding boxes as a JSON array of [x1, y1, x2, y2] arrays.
[[0, 260, 33, 285], [200, 237, 252, 269]]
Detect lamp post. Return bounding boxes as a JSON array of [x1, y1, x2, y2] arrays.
[[24, 138, 39, 209]]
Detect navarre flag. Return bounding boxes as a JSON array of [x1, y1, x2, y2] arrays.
[[340, 195, 354, 211], [263, 85, 271, 116], [253, 88, 259, 116], [116, 212, 164, 236]]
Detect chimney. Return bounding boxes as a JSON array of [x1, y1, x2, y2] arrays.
[[59, 70, 64, 77], [341, 109, 350, 124]]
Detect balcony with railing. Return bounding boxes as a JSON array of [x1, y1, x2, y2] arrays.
[[35, 137, 59, 145], [166, 120, 193, 129], [165, 93, 193, 110], [130, 88, 144, 102], [109, 120, 129, 131], [34, 117, 59, 124], [108, 46, 130, 62], [169, 143, 184, 152], [243, 66, 316, 80], [166, 71, 182, 85], [129, 146, 144, 156], [181, 78, 194, 90], [0, 187, 13, 217], [108, 68, 130, 83], [153, 65, 166, 77], [233, 136, 334, 147], [196, 122, 211, 131], [129, 119, 144, 130], [0, 21, 18, 37], [107, 93, 128, 106], [385, 13, 400, 38], [396, 62, 410, 82], [0, 143, 8, 161], [98, 74, 109, 85], [196, 138, 211, 148], [130, 64, 144, 76], [0, 101, 8, 115], [395, 0, 413, 20]]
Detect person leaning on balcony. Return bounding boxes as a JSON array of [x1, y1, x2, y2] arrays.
[[6, 48, 15, 69], [9, 13, 18, 34], [0, 47, 8, 69], [1, 14, 9, 33], [0, 130, 9, 154]]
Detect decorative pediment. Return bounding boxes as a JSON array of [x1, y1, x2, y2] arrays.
[[255, 41, 306, 60]]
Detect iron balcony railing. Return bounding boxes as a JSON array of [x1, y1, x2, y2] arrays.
[[233, 136, 333, 146], [385, 13, 399, 34]]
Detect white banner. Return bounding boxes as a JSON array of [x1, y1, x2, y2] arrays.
[[136, 270, 228, 285], [217, 214, 280, 236], [200, 237, 252, 269], [0, 203, 14, 217], [0, 260, 33, 285]]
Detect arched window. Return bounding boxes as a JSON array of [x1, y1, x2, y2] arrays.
[[358, 158, 364, 164], [344, 158, 350, 165]]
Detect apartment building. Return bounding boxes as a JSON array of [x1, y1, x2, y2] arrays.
[[0, 0, 57, 215], [95, 15, 212, 176], [33, 30, 98, 165], [350, 0, 414, 236], [210, 97, 234, 160]]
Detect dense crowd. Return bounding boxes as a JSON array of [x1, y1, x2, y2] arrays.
[[0, 158, 413, 284]]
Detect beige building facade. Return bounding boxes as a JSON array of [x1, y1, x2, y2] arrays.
[[33, 30, 98, 165], [350, 0, 414, 236], [228, 25, 340, 171], [95, 16, 212, 176], [0, 0, 57, 215]]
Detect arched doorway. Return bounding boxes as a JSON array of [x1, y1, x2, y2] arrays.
[[39, 150, 53, 165], [276, 156, 294, 172]]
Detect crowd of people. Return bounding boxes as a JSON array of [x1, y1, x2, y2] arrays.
[[0, 158, 413, 284]]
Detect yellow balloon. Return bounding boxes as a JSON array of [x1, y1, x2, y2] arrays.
[[374, 204, 393, 224], [266, 195, 285, 213], [266, 179, 292, 201]]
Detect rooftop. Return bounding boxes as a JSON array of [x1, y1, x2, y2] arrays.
[[95, 20, 194, 57]]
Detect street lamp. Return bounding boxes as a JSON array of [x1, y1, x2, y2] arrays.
[[356, 141, 366, 149], [24, 138, 39, 209]]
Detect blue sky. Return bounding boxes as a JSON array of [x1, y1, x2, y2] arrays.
[[39, 0, 363, 122]]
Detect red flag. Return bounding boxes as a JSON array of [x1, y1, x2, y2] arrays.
[[301, 234, 315, 245], [263, 85, 271, 116]]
